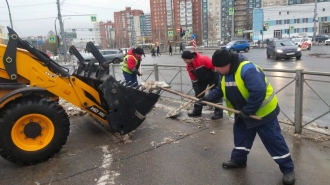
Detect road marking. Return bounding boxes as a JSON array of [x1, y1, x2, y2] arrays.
[[96, 146, 120, 185]]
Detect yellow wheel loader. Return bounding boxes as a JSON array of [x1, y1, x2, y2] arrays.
[[0, 27, 160, 165]]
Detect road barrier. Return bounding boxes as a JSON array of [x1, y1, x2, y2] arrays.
[[109, 63, 330, 135]]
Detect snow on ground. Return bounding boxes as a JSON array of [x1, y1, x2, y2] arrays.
[[59, 97, 330, 143]]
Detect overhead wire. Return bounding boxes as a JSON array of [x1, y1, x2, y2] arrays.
[[0, 2, 54, 8]]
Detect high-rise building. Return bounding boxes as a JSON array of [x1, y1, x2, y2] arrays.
[[114, 7, 144, 48], [221, 0, 259, 41], [140, 13, 153, 44], [99, 21, 116, 49], [150, 0, 203, 45], [202, 0, 221, 46]]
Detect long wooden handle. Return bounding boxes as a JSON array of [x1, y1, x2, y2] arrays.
[[176, 84, 215, 112], [159, 87, 261, 120]]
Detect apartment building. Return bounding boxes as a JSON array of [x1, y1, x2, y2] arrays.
[[114, 7, 144, 48], [99, 21, 116, 49], [203, 0, 221, 46], [150, 0, 203, 45], [140, 13, 153, 44]]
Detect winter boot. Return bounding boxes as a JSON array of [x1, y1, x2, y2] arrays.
[[283, 171, 295, 185], [188, 103, 203, 117], [222, 160, 247, 169], [211, 108, 223, 120]]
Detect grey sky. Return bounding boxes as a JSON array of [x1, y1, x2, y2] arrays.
[[0, 0, 150, 37]]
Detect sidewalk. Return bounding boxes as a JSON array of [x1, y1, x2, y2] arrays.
[[109, 98, 330, 184]]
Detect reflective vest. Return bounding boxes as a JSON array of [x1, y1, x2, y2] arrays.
[[221, 61, 278, 117], [121, 55, 138, 74]]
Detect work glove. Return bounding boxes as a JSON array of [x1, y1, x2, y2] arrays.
[[195, 96, 210, 106], [192, 81, 201, 96], [238, 110, 250, 120], [131, 68, 142, 76]]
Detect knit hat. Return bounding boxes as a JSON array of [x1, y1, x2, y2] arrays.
[[133, 47, 144, 55], [181, 51, 194, 59], [212, 49, 233, 67]]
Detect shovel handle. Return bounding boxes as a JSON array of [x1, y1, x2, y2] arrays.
[[159, 87, 261, 120], [176, 84, 215, 111]]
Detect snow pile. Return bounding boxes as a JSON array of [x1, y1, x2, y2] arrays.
[[58, 98, 86, 118]]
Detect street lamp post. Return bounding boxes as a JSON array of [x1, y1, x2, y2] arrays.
[[5, 0, 13, 28]]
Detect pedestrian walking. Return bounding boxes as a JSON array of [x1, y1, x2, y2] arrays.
[[181, 51, 223, 120], [151, 47, 156, 57], [203, 49, 295, 185], [156, 45, 161, 56], [179, 43, 183, 53], [141, 47, 146, 57], [169, 44, 173, 56]]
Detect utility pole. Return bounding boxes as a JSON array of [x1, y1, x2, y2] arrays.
[[57, 0, 67, 63], [312, 0, 318, 43], [5, 0, 13, 28]]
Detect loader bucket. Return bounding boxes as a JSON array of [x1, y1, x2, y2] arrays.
[[100, 76, 160, 135]]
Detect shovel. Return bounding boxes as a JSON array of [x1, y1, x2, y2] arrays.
[[159, 86, 262, 120], [166, 84, 215, 118]]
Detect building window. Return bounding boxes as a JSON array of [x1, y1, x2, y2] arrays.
[[302, 18, 308, 23], [294, 19, 300, 23], [284, 19, 290, 24], [276, 20, 282, 25], [321, 17, 328, 22], [294, 28, 299, 33], [302, 28, 308, 32], [289, 0, 293, 4], [285, 29, 289, 33]]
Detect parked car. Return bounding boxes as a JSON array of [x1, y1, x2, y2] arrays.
[[266, 39, 302, 60], [315, 34, 330, 43], [220, 40, 250, 53], [291, 37, 312, 50], [325, 39, 330, 46], [82, 49, 124, 64]]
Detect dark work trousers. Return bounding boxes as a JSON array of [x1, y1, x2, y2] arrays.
[[231, 117, 294, 174], [193, 81, 222, 114], [123, 71, 138, 87]]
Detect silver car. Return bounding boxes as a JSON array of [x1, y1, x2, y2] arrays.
[[83, 49, 124, 64]]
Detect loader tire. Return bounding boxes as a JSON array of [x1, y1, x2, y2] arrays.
[[0, 96, 70, 165]]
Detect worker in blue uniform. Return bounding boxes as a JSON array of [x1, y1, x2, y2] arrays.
[[203, 49, 295, 185]]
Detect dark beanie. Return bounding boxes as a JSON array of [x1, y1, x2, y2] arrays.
[[133, 47, 144, 55], [212, 49, 233, 67], [181, 51, 194, 59]]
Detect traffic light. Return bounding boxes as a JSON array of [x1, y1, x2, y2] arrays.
[[260, 30, 263, 34], [263, 24, 267, 31]]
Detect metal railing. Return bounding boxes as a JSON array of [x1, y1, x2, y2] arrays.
[[109, 63, 330, 135]]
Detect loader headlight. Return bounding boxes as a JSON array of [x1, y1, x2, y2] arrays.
[[297, 48, 301, 51], [276, 49, 283, 53]]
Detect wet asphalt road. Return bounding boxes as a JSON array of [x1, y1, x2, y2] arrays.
[[0, 100, 329, 185], [1, 46, 329, 185], [140, 45, 330, 128]]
